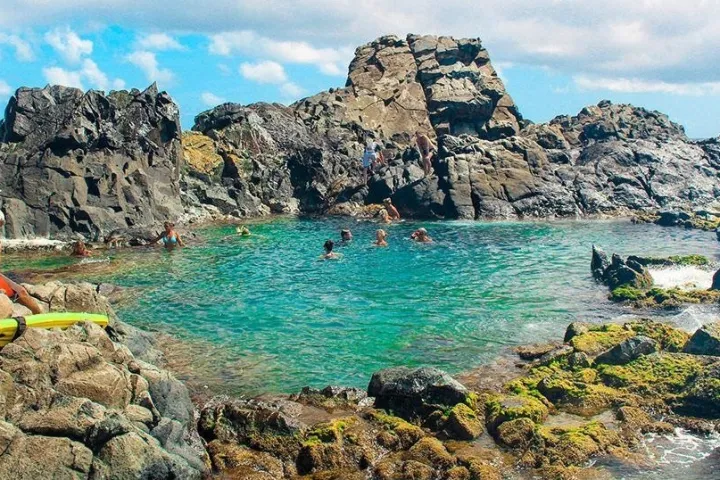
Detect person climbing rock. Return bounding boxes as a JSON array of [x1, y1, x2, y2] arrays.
[[0, 273, 43, 314], [362, 138, 379, 184], [415, 131, 437, 175]]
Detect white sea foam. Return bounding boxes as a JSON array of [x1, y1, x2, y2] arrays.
[[648, 266, 715, 291], [643, 428, 720, 465]]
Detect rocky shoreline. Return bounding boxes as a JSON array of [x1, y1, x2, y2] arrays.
[[1, 280, 719, 479]]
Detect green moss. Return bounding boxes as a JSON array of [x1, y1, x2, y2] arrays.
[[537, 421, 622, 466], [569, 324, 634, 356], [667, 254, 709, 266], [597, 353, 703, 396], [368, 410, 424, 448], [485, 394, 549, 430], [444, 403, 484, 440], [303, 418, 353, 446], [625, 320, 690, 352], [611, 286, 645, 302]]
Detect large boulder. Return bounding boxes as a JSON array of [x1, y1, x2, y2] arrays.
[[0, 84, 184, 240], [367, 367, 469, 420], [595, 336, 657, 365], [684, 323, 720, 356]]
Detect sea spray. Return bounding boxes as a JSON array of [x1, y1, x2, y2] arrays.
[[648, 265, 715, 290]]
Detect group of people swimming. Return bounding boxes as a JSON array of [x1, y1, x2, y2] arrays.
[[362, 131, 438, 183], [321, 220, 433, 260]]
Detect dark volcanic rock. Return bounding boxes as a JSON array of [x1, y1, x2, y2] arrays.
[[367, 367, 469, 420], [684, 323, 720, 356], [0, 84, 184, 240], [595, 336, 657, 365]]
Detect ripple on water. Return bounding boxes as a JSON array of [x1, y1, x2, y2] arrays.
[[4, 218, 720, 396]]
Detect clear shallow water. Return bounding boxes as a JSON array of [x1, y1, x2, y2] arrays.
[[3, 218, 720, 396]]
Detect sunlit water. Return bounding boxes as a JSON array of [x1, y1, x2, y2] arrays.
[[4, 217, 719, 397]]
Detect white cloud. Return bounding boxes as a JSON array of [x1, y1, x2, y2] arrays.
[[43, 66, 84, 89], [136, 33, 184, 51], [210, 30, 351, 77], [41, 59, 124, 91], [574, 75, 720, 96], [280, 82, 304, 99], [126, 50, 174, 84], [0, 34, 34, 62], [239, 60, 287, 84], [45, 27, 93, 64], [0, 80, 11, 96], [201, 91, 225, 106], [217, 63, 231, 75]]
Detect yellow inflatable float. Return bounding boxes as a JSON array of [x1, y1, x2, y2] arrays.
[[0, 312, 109, 347]]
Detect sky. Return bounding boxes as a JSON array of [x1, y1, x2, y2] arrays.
[[1, 1, 719, 138]]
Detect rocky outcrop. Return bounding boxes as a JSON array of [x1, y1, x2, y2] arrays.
[[0, 84, 184, 240], [0, 282, 208, 479]]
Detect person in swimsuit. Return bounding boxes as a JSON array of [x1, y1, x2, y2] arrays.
[[415, 131, 437, 175], [378, 208, 392, 224], [410, 227, 433, 243], [340, 229, 353, 244], [236, 226, 251, 236], [374, 229, 388, 247], [0, 273, 43, 314], [321, 240, 341, 260], [383, 198, 400, 221], [152, 222, 184, 250]]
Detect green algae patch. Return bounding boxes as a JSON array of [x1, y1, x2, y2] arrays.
[[625, 320, 689, 352], [597, 352, 703, 397], [612, 286, 720, 308], [536, 421, 624, 466], [368, 410, 424, 449], [486, 395, 549, 431], [444, 403, 484, 440], [303, 417, 355, 446], [611, 286, 644, 302], [569, 324, 634, 356]]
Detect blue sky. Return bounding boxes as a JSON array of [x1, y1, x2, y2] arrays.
[[1, 1, 720, 138]]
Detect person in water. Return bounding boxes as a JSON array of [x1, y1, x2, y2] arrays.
[[383, 198, 400, 221], [71, 240, 91, 257], [411, 227, 433, 243], [0, 273, 43, 314], [378, 208, 392, 224], [236, 225, 251, 236], [374, 229, 388, 247], [415, 131, 437, 175], [322, 240, 341, 260], [340, 229, 353, 243], [152, 222, 184, 250]]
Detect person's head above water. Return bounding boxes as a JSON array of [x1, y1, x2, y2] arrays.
[[376, 229, 387, 240], [164, 222, 174, 232], [383, 198, 392, 206], [341, 229, 352, 241], [324, 240, 334, 253]]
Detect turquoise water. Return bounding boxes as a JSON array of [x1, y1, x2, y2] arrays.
[[4, 218, 720, 395]]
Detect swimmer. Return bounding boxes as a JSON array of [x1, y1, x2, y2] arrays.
[[378, 208, 392, 224], [0, 273, 43, 314], [340, 229, 353, 243], [374, 229, 388, 247], [236, 225, 251, 236], [410, 227, 433, 243], [321, 240, 341, 260], [152, 222, 184, 250], [71, 240, 91, 257], [383, 198, 400, 221]]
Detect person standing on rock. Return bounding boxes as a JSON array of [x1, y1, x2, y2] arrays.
[[0, 273, 43, 314], [415, 131, 436, 175], [362, 137, 380, 183]]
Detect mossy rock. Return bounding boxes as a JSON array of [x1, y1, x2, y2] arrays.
[[368, 411, 424, 450], [485, 395, 549, 431], [625, 320, 689, 352], [303, 418, 355, 446], [444, 403, 484, 441], [399, 460, 435, 480], [444, 465, 471, 480], [597, 352, 704, 397], [569, 324, 634, 356], [407, 437, 455, 470], [206, 440, 284, 478], [537, 421, 622, 466], [682, 362, 720, 416], [610, 286, 645, 302], [495, 417, 536, 449]]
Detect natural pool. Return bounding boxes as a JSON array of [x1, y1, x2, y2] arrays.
[[4, 217, 720, 396]]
